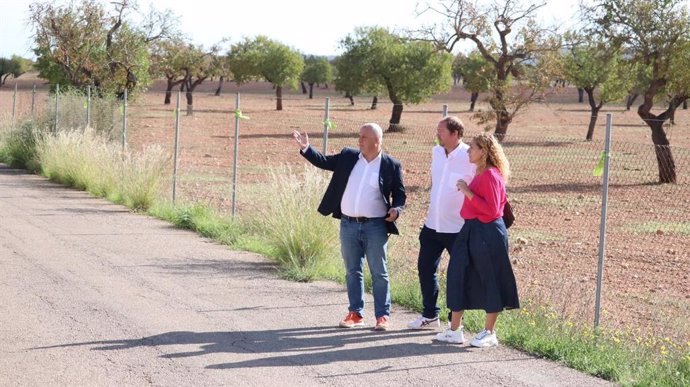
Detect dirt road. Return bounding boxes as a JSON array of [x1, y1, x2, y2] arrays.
[[0, 164, 612, 386]]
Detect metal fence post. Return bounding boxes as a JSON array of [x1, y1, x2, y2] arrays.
[[12, 83, 17, 124], [231, 92, 241, 219], [172, 91, 181, 204], [87, 85, 92, 128], [594, 113, 613, 329], [31, 84, 36, 120], [442, 104, 448, 118], [54, 84, 60, 133], [323, 97, 330, 154], [122, 88, 128, 152]]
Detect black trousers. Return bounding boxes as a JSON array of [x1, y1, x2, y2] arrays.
[[417, 225, 460, 318]]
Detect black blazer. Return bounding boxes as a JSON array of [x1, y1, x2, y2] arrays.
[[301, 145, 406, 235]]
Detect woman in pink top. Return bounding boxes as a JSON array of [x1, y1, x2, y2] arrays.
[[434, 133, 520, 347]]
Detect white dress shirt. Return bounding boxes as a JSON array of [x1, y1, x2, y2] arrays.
[[340, 152, 388, 218], [424, 143, 475, 233]]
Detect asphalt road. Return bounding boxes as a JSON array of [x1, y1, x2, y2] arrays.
[[0, 164, 613, 386]]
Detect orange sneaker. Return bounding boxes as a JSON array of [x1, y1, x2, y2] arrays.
[[339, 311, 364, 328], [374, 316, 390, 331]]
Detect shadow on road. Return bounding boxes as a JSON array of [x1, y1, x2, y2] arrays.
[[27, 327, 532, 370]]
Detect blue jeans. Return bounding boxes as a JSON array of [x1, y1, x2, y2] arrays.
[[340, 217, 390, 318], [417, 225, 459, 318]]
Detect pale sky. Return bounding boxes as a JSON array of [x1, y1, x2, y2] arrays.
[[0, 0, 579, 59]]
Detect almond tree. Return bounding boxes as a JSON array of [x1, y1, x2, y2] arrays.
[[455, 51, 492, 112], [338, 27, 452, 132], [0, 56, 33, 86], [333, 48, 384, 107], [29, 0, 175, 96], [563, 35, 634, 140], [149, 37, 188, 104], [590, 0, 690, 183], [227, 36, 304, 111], [301, 56, 333, 99], [178, 44, 217, 115], [416, 0, 561, 140]]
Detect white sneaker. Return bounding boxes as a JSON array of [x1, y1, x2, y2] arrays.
[[407, 316, 441, 329], [470, 329, 498, 348], [434, 327, 465, 344]]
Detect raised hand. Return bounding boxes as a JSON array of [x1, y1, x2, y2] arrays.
[[292, 130, 309, 149]]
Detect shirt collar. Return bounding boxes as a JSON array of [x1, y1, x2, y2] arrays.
[[359, 151, 383, 163], [446, 142, 465, 159]]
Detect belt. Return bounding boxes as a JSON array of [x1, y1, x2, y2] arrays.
[[341, 214, 385, 223]]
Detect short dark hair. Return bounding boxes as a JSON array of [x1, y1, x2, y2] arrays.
[[439, 116, 465, 137]]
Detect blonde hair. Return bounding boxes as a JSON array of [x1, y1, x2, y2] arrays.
[[471, 133, 511, 182]]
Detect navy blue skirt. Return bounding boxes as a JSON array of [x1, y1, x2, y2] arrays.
[[446, 218, 520, 313]]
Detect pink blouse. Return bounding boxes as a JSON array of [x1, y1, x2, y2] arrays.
[[460, 167, 506, 223]]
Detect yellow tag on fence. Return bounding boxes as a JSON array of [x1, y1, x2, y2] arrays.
[[323, 118, 337, 130], [593, 151, 608, 177], [234, 109, 249, 120]]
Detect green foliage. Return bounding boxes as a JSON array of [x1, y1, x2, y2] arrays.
[[336, 26, 452, 125], [591, 0, 690, 100], [666, 38, 690, 98], [0, 120, 45, 172], [150, 37, 189, 82], [302, 55, 333, 85], [451, 53, 465, 80], [456, 51, 492, 93], [149, 202, 245, 246], [0, 55, 33, 86], [29, 0, 170, 96], [227, 36, 304, 89], [333, 45, 383, 97], [564, 35, 633, 105]]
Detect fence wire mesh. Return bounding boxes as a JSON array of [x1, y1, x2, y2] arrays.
[[2, 83, 689, 341]]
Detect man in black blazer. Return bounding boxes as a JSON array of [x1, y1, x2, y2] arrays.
[[293, 123, 406, 331]]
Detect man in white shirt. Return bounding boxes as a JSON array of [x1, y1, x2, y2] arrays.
[[293, 123, 406, 331], [408, 116, 475, 330]]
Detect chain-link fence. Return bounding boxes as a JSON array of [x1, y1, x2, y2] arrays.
[[2, 83, 689, 341]]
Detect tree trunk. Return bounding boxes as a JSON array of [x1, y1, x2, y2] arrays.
[[577, 88, 584, 103], [385, 79, 404, 132], [469, 92, 479, 112], [494, 111, 512, 142], [638, 86, 676, 183], [345, 91, 354, 106], [668, 95, 687, 124], [164, 78, 174, 105], [185, 89, 193, 116], [388, 102, 404, 132], [301, 82, 307, 94], [669, 100, 677, 125], [370, 96, 378, 110], [214, 75, 224, 96], [626, 94, 638, 111], [585, 87, 601, 141], [308, 83, 314, 99], [276, 85, 283, 111]]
